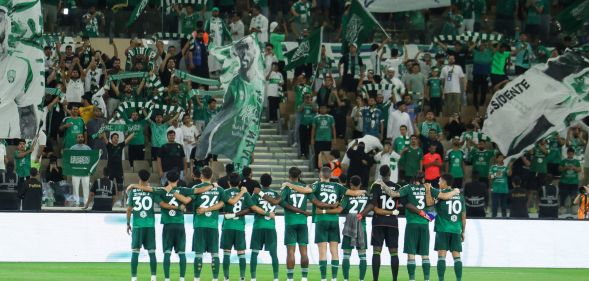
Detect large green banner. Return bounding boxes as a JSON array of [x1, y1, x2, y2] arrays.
[[62, 150, 102, 177]]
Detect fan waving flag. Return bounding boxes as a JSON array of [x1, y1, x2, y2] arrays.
[[285, 28, 322, 70], [342, 0, 389, 49], [195, 34, 265, 172], [482, 51, 589, 160], [126, 0, 149, 27]]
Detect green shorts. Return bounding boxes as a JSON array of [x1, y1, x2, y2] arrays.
[[162, 224, 186, 253], [250, 228, 277, 251], [284, 224, 308, 246], [403, 223, 430, 256], [315, 220, 340, 243], [341, 223, 367, 250], [192, 227, 219, 253], [220, 229, 246, 251], [131, 227, 156, 250], [434, 232, 462, 252]]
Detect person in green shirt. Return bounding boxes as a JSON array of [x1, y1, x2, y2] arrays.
[[290, 0, 312, 38], [530, 140, 549, 210], [311, 105, 336, 169], [14, 139, 35, 180], [401, 135, 424, 182], [490, 42, 516, 87], [249, 173, 282, 281], [525, 0, 544, 40], [559, 148, 582, 213], [125, 169, 158, 281], [545, 132, 564, 176], [175, 4, 199, 35], [220, 173, 253, 281], [311, 167, 366, 281], [82, 6, 102, 37], [468, 140, 495, 183], [280, 167, 313, 281], [298, 94, 317, 159], [425, 174, 466, 281], [489, 154, 512, 217], [418, 111, 442, 138], [127, 171, 188, 281], [173, 167, 225, 281], [146, 112, 179, 161], [426, 68, 443, 117], [445, 137, 466, 188], [60, 105, 86, 150], [126, 111, 147, 164]]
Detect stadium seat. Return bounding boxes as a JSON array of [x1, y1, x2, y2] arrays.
[[132, 160, 150, 172]]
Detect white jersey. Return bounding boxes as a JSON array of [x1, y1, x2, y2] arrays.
[[374, 151, 401, 182], [0, 55, 31, 110], [66, 79, 85, 103]]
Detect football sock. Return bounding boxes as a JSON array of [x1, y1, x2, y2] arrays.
[[319, 260, 328, 279], [250, 250, 259, 279], [163, 252, 171, 278], [454, 257, 463, 281], [342, 251, 351, 280], [179, 252, 186, 278], [359, 252, 367, 281], [223, 252, 230, 279], [238, 253, 246, 278], [407, 258, 416, 280], [423, 257, 431, 281], [269, 248, 279, 279], [331, 260, 339, 279], [372, 250, 381, 281], [212, 253, 220, 279], [131, 250, 139, 277], [301, 266, 309, 279], [437, 256, 446, 281], [148, 251, 157, 275], [194, 253, 203, 279], [287, 268, 294, 280], [391, 252, 399, 281]]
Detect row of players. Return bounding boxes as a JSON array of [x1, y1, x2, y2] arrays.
[[126, 165, 465, 281]]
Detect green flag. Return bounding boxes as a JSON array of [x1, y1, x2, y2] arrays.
[[126, 0, 149, 28], [556, 0, 589, 34], [342, 0, 389, 48], [62, 150, 101, 177], [195, 35, 265, 172], [285, 28, 322, 71]]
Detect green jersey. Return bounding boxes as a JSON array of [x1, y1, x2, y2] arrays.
[[313, 114, 335, 141], [394, 135, 411, 153], [292, 1, 311, 25], [340, 193, 370, 226], [127, 120, 146, 145], [560, 158, 581, 185], [300, 103, 316, 125], [154, 187, 185, 224], [62, 116, 85, 149], [427, 77, 442, 98], [311, 181, 347, 222], [221, 187, 253, 231], [490, 165, 509, 193], [180, 12, 199, 35], [251, 188, 280, 229], [431, 188, 465, 234], [14, 150, 31, 177], [530, 146, 548, 173], [469, 148, 495, 177], [182, 183, 224, 229], [399, 184, 429, 224], [545, 134, 562, 164], [569, 137, 585, 157], [280, 182, 310, 225], [128, 189, 157, 228], [419, 121, 442, 136], [403, 146, 423, 177], [150, 122, 169, 148], [445, 149, 465, 178]]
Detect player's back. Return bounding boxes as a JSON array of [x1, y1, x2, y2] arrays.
[[157, 187, 184, 225], [190, 183, 223, 229], [280, 182, 309, 225], [128, 189, 156, 228], [401, 184, 429, 225], [433, 188, 465, 234], [370, 180, 401, 227]]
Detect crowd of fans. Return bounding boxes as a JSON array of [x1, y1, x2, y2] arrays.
[[0, 1, 588, 220]]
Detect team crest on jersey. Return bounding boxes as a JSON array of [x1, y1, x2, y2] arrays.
[[7, 69, 15, 83], [169, 210, 176, 216], [140, 211, 147, 218]]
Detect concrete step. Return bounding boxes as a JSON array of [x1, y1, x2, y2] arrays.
[[255, 140, 289, 146], [254, 146, 298, 153]]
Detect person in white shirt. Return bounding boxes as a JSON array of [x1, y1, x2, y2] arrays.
[[64, 65, 86, 105], [266, 62, 284, 122], [351, 96, 364, 139], [167, 118, 184, 147], [229, 12, 245, 41], [249, 5, 269, 44], [440, 54, 466, 116], [380, 67, 405, 103], [380, 46, 406, 78], [83, 59, 104, 94], [373, 141, 401, 182], [180, 114, 200, 175], [387, 101, 414, 140]]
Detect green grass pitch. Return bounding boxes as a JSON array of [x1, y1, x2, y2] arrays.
[[0, 263, 586, 281]]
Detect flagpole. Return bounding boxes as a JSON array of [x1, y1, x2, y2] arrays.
[[310, 27, 324, 90], [355, 0, 391, 40]]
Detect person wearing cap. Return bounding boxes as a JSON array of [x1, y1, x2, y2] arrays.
[[291, 0, 312, 38], [440, 54, 466, 116], [338, 43, 363, 95], [387, 101, 413, 141], [445, 136, 466, 188], [250, 5, 269, 43], [230, 13, 245, 41]]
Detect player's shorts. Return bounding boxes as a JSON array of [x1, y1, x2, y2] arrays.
[[403, 223, 430, 256], [341, 223, 367, 250], [250, 228, 277, 251], [315, 220, 341, 243], [371, 226, 399, 248], [162, 223, 186, 252], [284, 224, 308, 246], [434, 232, 462, 252], [220, 229, 246, 251], [131, 227, 156, 250], [192, 227, 218, 253]]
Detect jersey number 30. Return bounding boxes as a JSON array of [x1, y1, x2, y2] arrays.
[[132, 196, 153, 211]]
